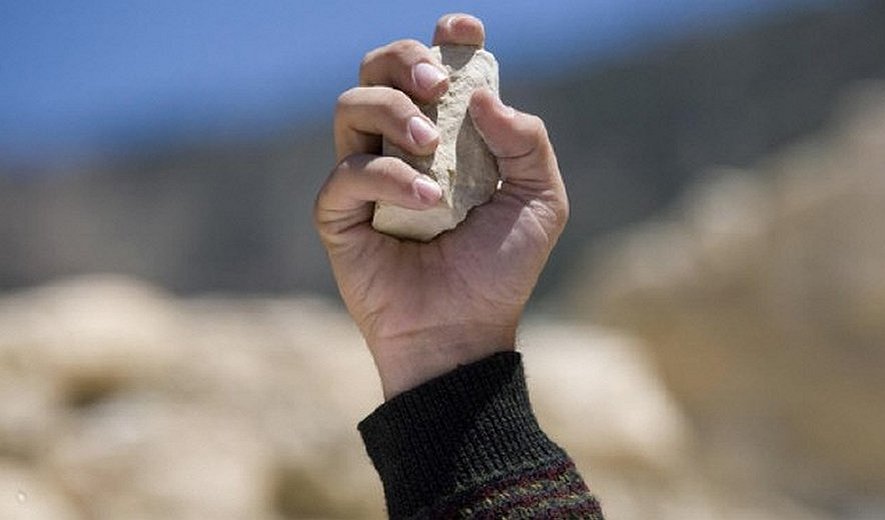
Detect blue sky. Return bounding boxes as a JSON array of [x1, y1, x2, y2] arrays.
[[0, 0, 835, 165]]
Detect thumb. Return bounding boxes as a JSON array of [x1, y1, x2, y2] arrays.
[[468, 88, 560, 187], [468, 88, 569, 236]]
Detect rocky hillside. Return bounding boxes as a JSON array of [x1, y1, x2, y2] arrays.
[[2, 1, 885, 299], [573, 82, 885, 518], [0, 276, 828, 519]]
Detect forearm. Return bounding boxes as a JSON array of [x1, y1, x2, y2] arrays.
[[359, 352, 604, 519]]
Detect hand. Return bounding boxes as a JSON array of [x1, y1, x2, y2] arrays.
[[314, 13, 568, 399]]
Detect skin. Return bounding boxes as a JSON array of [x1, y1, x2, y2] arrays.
[[314, 13, 569, 399]]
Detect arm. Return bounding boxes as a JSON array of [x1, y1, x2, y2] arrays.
[[314, 13, 603, 518], [358, 352, 603, 519]]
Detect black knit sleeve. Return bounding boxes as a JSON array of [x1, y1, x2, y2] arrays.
[[358, 351, 604, 519]]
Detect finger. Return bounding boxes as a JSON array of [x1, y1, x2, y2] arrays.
[[334, 86, 439, 161], [315, 155, 442, 228], [468, 89, 568, 229], [432, 13, 485, 46], [360, 39, 449, 103], [468, 88, 558, 181]]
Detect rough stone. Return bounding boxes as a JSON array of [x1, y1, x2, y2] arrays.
[[0, 274, 838, 519], [372, 45, 500, 241], [576, 83, 885, 513]]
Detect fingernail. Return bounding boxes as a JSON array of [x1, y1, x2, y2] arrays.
[[413, 62, 447, 90], [413, 175, 442, 203], [446, 14, 463, 30], [408, 116, 439, 146]]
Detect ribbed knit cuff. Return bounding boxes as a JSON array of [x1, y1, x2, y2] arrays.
[[358, 351, 568, 519]]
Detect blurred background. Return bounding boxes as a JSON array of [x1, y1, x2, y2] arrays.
[[2, 0, 884, 518]]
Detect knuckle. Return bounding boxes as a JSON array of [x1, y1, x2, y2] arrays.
[[390, 89, 416, 113], [335, 88, 359, 113], [375, 156, 399, 182], [524, 114, 556, 162], [361, 39, 432, 91], [372, 157, 412, 197], [527, 114, 548, 140], [364, 40, 423, 72], [376, 88, 418, 121], [359, 48, 382, 79], [388, 39, 424, 57]]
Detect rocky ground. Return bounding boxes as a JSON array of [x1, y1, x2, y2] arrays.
[[0, 274, 832, 519], [572, 83, 885, 518], [3, 77, 885, 520]]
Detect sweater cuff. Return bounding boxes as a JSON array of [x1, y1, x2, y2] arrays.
[[358, 351, 567, 518]]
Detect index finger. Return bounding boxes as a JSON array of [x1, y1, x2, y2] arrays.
[[432, 13, 485, 47]]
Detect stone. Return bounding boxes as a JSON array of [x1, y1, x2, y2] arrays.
[[577, 84, 885, 513], [372, 45, 500, 241], [0, 274, 842, 518]]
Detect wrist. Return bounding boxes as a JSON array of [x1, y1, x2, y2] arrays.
[[367, 323, 516, 399]]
